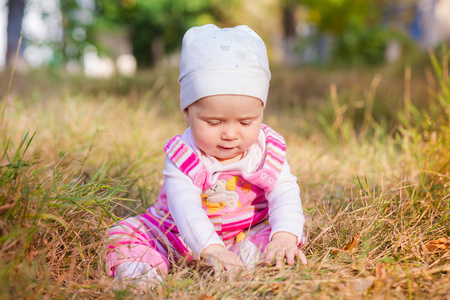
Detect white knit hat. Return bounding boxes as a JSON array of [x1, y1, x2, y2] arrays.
[[178, 24, 271, 110]]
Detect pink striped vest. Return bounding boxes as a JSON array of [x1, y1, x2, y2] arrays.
[[146, 124, 286, 255]]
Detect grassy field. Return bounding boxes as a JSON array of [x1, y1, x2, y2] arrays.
[[0, 52, 449, 299]]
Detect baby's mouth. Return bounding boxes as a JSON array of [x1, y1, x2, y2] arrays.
[[218, 146, 236, 150]]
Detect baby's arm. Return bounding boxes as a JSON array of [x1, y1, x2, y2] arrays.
[[164, 160, 246, 275], [264, 160, 307, 267], [163, 157, 229, 258], [164, 157, 224, 255]]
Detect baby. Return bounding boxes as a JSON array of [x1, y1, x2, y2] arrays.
[[107, 24, 307, 290]]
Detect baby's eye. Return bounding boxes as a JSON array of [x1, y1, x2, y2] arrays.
[[240, 121, 253, 126], [206, 120, 221, 126]]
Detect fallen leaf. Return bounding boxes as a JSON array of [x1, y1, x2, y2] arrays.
[[424, 238, 450, 252], [332, 234, 359, 255], [375, 263, 387, 280], [342, 234, 359, 250], [269, 283, 283, 292], [199, 295, 216, 300]]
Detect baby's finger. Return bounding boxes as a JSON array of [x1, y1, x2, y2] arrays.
[[212, 261, 223, 280], [275, 250, 284, 269], [298, 250, 308, 266], [222, 269, 235, 282], [285, 248, 298, 265], [213, 267, 220, 281], [263, 248, 275, 265], [223, 260, 240, 272], [223, 260, 245, 282]]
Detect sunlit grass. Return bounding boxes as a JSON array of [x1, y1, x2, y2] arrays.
[[0, 54, 449, 298]]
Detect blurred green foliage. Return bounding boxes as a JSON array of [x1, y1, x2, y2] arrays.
[[55, 0, 97, 65], [333, 25, 395, 66], [301, 0, 383, 35], [299, 0, 417, 66], [95, 0, 216, 66], [31, 0, 422, 68]]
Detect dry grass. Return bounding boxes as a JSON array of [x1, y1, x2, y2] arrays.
[[0, 54, 449, 299]]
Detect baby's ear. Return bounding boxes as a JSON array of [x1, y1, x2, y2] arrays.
[[183, 109, 190, 124]]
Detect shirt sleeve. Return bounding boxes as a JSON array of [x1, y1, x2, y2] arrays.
[[163, 156, 225, 257], [266, 159, 305, 244]]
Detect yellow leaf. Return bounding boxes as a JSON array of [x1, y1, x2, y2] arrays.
[[341, 234, 358, 251], [332, 234, 358, 255], [424, 237, 450, 252]]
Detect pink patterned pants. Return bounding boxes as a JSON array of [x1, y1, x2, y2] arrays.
[[106, 212, 305, 277]]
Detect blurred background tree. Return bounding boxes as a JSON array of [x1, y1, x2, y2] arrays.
[[4, 0, 97, 69], [2, 0, 449, 72]]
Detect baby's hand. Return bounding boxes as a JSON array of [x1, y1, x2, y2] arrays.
[[261, 232, 307, 269], [200, 244, 245, 279]]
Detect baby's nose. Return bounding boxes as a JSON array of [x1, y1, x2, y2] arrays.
[[222, 124, 238, 140]]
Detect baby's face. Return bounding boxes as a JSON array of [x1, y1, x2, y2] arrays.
[[184, 95, 263, 165]]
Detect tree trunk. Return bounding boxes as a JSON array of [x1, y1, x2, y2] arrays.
[[6, 0, 26, 67], [282, 2, 297, 39], [151, 37, 164, 68], [282, 0, 299, 65]]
